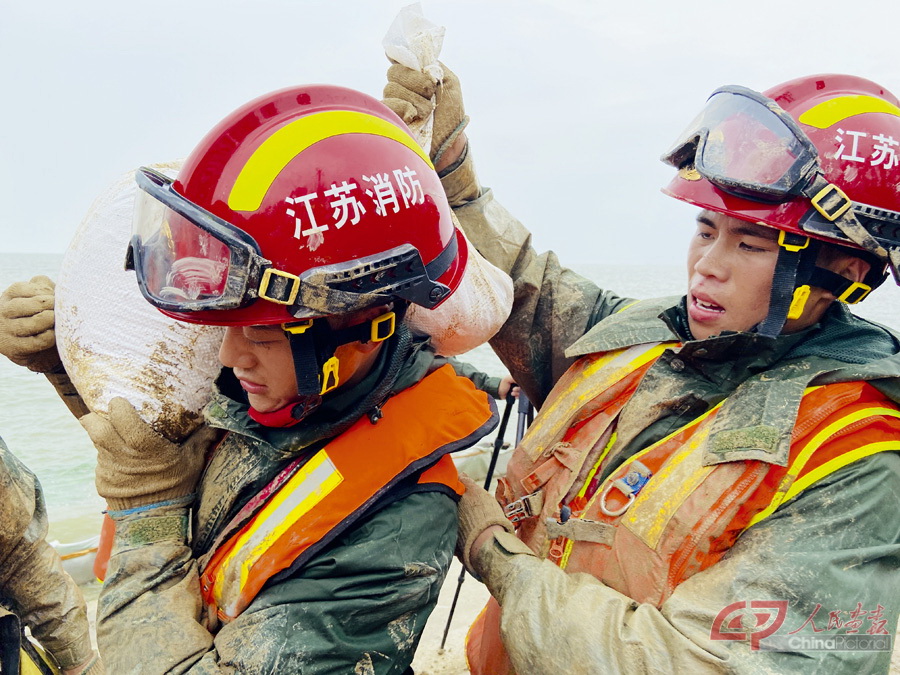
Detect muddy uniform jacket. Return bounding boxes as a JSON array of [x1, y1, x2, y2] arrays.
[[442, 149, 900, 674], [96, 339, 495, 674], [0, 436, 94, 670]]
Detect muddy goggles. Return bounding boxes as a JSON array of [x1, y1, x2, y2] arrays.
[[663, 86, 900, 277], [662, 85, 824, 204], [126, 167, 455, 317]]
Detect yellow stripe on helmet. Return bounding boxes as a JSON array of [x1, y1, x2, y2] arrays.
[[228, 110, 433, 212], [799, 94, 900, 129]]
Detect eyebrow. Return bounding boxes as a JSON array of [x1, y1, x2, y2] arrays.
[[696, 215, 777, 241]]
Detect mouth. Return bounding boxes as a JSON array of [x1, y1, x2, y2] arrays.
[[689, 291, 725, 321], [237, 377, 267, 395]]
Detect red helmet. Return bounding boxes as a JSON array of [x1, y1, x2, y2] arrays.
[[662, 74, 900, 288], [128, 85, 467, 326]]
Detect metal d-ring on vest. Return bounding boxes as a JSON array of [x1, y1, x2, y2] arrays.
[[598, 460, 653, 517]]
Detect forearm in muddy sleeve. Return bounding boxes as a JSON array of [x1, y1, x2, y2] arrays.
[[96, 506, 214, 673], [479, 453, 900, 675], [0, 451, 93, 669], [445, 148, 633, 406], [1, 527, 93, 669]]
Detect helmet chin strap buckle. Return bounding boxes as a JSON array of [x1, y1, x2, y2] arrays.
[[787, 285, 811, 320], [320, 356, 340, 395]]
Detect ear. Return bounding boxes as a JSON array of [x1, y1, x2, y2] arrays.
[[834, 255, 872, 284]]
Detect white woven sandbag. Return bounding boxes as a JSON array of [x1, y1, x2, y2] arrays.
[[406, 226, 513, 356], [56, 162, 225, 441]]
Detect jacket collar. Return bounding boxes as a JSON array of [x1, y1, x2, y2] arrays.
[[566, 296, 900, 467]]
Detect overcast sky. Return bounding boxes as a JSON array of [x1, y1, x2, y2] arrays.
[[3, 0, 900, 265]]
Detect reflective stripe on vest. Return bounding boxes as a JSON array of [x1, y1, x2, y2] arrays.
[[467, 349, 900, 675], [558, 381, 900, 600], [201, 364, 495, 620]]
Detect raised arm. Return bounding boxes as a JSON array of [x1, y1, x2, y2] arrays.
[[384, 65, 634, 407]]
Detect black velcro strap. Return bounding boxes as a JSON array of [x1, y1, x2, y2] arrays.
[[757, 246, 802, 338], [285, 326, 323, 397]]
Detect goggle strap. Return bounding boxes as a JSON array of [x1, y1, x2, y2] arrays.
[[804, 175, 889, 259], [807, 267, 873, 304]]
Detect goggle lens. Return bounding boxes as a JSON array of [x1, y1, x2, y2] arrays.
[[132, 179, 235, 308], [663, 87, 817, 201]]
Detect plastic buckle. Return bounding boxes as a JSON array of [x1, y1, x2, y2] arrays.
[[370, 312, 396, 343], [503, 491, 542, 524], [787, 285, 811, 320], [282, 319, 314, 335], [319, 356, 340, 395], [838, 281, 872, 304], [777, 230, 809, 253], [811, 183, 853, 222], [259, 268, 301, 305]]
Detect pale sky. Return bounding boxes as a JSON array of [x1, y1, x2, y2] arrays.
[[3, 0, 900, 264]]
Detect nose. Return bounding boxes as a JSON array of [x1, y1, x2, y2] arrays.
[[218, 327, 254, 369], [692, 239, 730, 281]]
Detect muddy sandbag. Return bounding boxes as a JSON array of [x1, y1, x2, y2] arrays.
[[55, 162, 225, 441]]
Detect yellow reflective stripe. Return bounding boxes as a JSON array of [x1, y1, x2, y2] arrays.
[[228, 110, 433, 212], [746, 405, 900, 528], [559, 537, 574, 569], [521, 342, 670, 455], [214, 450, 343, 609], [581, 400, 724, 515], [781, 441, 900, 504], [799, 95, 900, 129], [576, 432, 617, 501], [749, 441, 900, 529]]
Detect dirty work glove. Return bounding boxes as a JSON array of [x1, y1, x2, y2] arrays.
[[82, 397, 220, 511], [457, 473, 515, 575], [383, 61, 468, 167], [0, 276, 61, 373]]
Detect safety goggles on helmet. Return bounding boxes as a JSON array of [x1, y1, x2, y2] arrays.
[[126, 167, 456, 318], [662, 85, 821, 203], [663, 85, 900, 279]]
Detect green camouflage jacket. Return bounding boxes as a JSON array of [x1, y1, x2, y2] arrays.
[[96, 332, 461, 674], [444, 147, 900, 674], [0, 436, 94, 670]]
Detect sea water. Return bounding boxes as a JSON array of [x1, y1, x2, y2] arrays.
[[1, 252, 897, 547]]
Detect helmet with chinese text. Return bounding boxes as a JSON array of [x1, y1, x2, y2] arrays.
[[129, 84, 467, 327], [662, 74, 900, 276]]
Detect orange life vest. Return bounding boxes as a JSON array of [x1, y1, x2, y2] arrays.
[[466, 343, 900, 675], [198, 364, 495, 621]]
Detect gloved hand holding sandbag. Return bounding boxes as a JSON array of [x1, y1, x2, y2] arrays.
[[0, 277, 90, 418], [0, 276, 60, 373], [383, 61, 468, 169], [82, 397, 221, 511]]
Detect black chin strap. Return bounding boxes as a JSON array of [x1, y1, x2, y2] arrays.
[[757, 233, 816, 338], [281, 306, 406, 422]]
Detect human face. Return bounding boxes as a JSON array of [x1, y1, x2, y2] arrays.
[[217, 311, 387, 413], [685, 210, 780, 340], [218, 325, 299, 413]]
